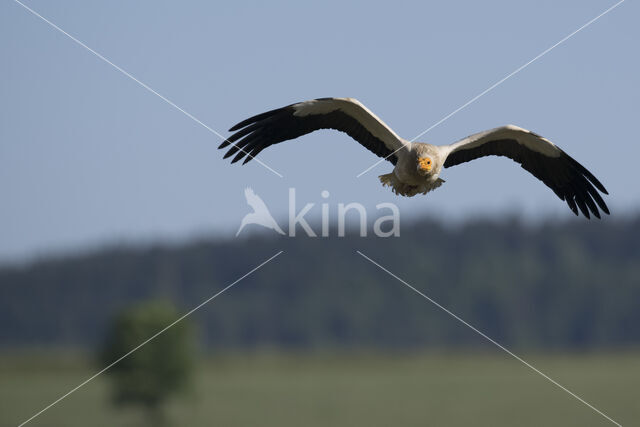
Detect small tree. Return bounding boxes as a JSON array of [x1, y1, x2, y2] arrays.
[[101, 300, 195, 425]]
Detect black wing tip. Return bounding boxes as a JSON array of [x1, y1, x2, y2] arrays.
[[222, 146, 250, 164], [557, 150, 611, 219], [579, 204, 591, 219], [566, 196, 611, 220], [575, 198, 610, 220], [588, 176, 608, 195], [228, 123, 244, 132], [228, 104, 294, 132], [594, 202, 611, 218], [566, 198, 579, 216], [561, 151, 609, 195], [219, 147, 250, 165]]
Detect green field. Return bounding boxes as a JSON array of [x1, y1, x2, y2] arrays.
[[1, 351, 638, 427]]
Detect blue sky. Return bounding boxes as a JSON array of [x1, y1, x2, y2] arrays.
[[1, 0, 638, 262]]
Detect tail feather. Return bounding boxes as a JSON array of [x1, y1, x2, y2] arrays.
[[378, 173, 396, 188], [379, 174, 445, 197]]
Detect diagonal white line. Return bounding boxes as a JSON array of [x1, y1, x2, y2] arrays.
[[18, 250, 284, 427], [356, 250, 622, 427], [11, 0, 284, 178], [356, 0, 625, 178]]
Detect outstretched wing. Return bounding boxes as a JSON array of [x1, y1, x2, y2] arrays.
[[219, 98, 407, 165], [441, 125, 609, 219]]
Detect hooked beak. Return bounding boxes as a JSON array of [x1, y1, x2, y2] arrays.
[[418, 157, 432, 174]]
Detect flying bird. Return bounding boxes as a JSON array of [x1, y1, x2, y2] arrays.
[[236, 187, 285, 236], [219, 98, 609, 219]]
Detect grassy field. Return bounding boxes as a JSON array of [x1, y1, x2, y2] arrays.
[[1, 350, 638, 427]]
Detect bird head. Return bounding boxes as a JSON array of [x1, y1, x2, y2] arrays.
[[417, 157, 433, 175]]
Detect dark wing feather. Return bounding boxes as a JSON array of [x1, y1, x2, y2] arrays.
[[219, 98, 406, 165], [443, 126, 609, 219]]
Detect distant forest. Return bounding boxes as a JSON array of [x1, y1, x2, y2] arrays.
[[1, 215, 639, 351]]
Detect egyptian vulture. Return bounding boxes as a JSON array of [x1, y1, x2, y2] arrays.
[[219, 97, 609, 219]]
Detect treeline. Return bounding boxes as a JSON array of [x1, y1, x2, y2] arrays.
[[1, 215, 639, 350]]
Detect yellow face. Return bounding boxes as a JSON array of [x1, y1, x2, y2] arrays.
[[418, 157, 432, 173]]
